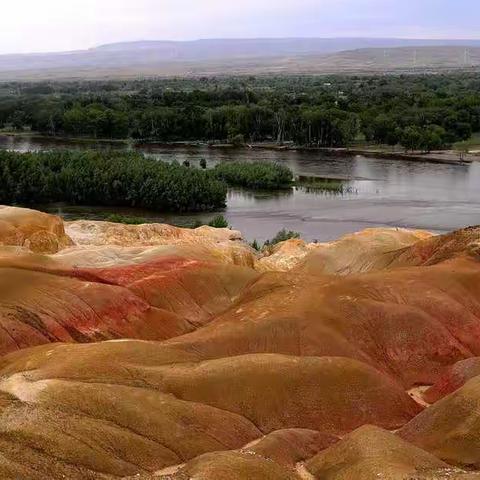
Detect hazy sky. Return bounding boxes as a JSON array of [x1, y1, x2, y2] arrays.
[[1, 0, 479, 54]]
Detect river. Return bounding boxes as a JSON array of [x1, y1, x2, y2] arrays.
[[1, 134, 479, 243]]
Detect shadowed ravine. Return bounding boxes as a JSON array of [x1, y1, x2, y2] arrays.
[[1, 205, 480, 478]]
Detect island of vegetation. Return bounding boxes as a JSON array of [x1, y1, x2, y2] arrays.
[[0, 150, 292, 212], [213, 161, 292, 189]]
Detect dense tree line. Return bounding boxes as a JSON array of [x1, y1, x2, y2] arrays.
[[0, 73, 479, 150], [0, 150, 227, 212]]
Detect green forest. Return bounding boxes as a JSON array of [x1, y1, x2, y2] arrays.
[[1, 73, 479, 151], [0, 150, 292, 212]]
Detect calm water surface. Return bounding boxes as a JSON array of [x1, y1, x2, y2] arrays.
[[1, 135, 479, 242]]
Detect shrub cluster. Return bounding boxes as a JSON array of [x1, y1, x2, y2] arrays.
[[0, 150, 227, 212], [250, 228, 301, 251]]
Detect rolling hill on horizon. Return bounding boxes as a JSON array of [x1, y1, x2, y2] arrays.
[[1, 38, 480, 80]]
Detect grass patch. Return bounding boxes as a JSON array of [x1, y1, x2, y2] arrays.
[[191, 215, 230, 229], [207, 215, 230, 228], [295, 176, 354, 194], [453, 132, 480, 152], [213, 161, 293, 189], [104, 214, 150, 225]]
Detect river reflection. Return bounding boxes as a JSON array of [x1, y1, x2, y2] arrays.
[[1, 135, 479, 242]]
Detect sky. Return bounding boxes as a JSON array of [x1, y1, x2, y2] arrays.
[[1, 0, 479, 54]]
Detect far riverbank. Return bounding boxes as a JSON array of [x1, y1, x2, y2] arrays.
[[0, 132, 477, 165]]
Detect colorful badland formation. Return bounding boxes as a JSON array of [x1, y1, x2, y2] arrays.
[[1, 206, 480, 479]]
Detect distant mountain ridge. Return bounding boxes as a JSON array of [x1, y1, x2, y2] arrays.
[[92, 37, 480, 55], [1, 38, 480, 80]]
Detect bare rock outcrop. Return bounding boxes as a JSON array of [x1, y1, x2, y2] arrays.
[[399, 376, 480, 469], [240, 428, 338, 468], [0, 206, 72, 253], [424, 357, 480, 403], [157, 451, 301, 480], [66, 219, 256, 267], [256, 227, 432, 274], [305, 425, 447, 479]]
